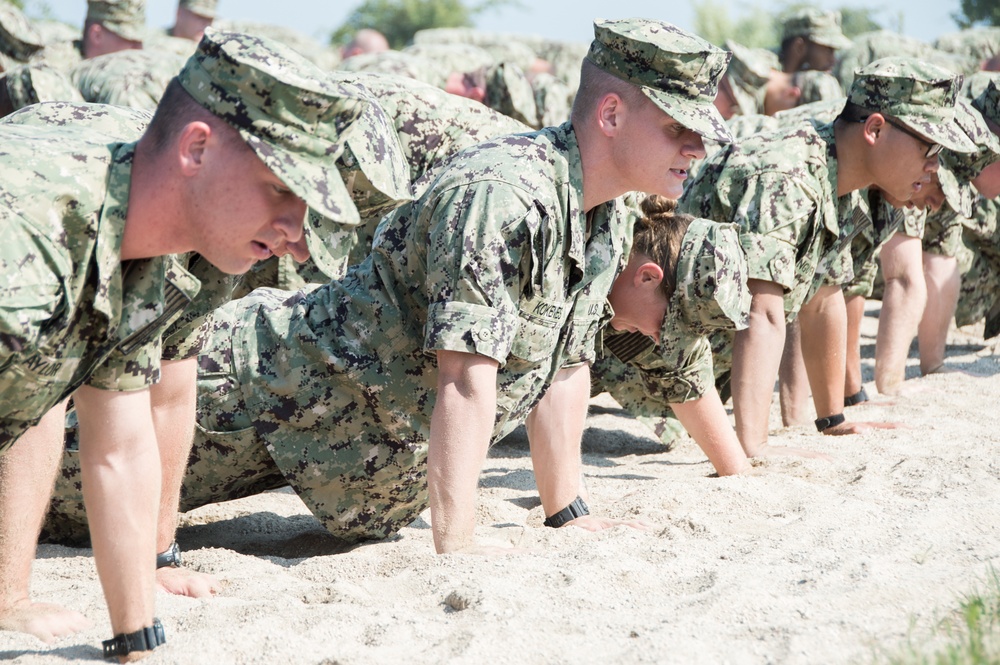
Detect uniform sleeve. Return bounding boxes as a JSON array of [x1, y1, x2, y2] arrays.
[[730, 171, 817, 292], [85, 337, 162, 391], [422, 182, 537, 365]]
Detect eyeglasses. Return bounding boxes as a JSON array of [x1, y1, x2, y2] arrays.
[[884, 117, 943, 159]]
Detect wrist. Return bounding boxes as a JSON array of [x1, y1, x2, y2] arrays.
[[815, 413, 846, 432], [543, 496, 589, 528], [102, 618, 165, 659], [155, 541, 182, 569]]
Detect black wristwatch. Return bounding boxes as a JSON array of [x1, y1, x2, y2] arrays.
[[102, 618, 166, 659], [156, 541, 182, 569], [844, 387, 869, 407], [543, 496, 590, 528], [815, 413, 846, 432]]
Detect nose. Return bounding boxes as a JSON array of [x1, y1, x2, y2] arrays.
[[925, 155, 940, 173], [270, 198, 309, 261], [683, 130, 706, 160]]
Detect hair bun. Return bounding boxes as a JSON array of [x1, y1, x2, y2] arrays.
[[640, 194, 677, 221]]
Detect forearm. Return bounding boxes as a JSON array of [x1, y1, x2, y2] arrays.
[[149, 358, 197, 551], [427, 351, 498, 554], [875, 233, 926, 394], [732, 280, 786, 456], [844, 294, 866, 396], [917, 253, 959, 375], [75, 385, 159, 635], [671, 390, 749, 475], [777, 320, 811, 427], [798, 285, 847, 420], [525, 364, 590, 515]]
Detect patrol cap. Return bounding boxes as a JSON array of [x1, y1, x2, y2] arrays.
[[969, 72, 1000, 127], [586, 18, 733, 143], [484, 61, 538, 127], [847, 57, 977, 153], [0, 3, 44, 62], [661, 218, 751, 340], [180, 0, 218, 19], [178, 29, 368, 272], [781, 9, 852, 51], [724, 40, 773, 117], [4, 64, 84, 110], [87, 0, 146, 43], [940, 98, 1000, 198]]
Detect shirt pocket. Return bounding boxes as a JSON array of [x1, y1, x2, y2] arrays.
[[0, 351, 80, 424], [560, 297, 610, 364], [509, 295, 566, 363]]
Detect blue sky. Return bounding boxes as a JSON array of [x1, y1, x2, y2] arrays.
[[43, 0, 963, 47]]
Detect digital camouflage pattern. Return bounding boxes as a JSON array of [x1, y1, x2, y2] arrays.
[[781, 8, 853, 51], [179, 29, 369, 277], [724, 40, 773, 117], [337, 50, 446, 88], [87, 0, 146, 43], [239, 71, 530, 292], [587, 18, 733, 143], [402, 42, 495, 76], [484, 61, 539, 128], [71, 48, 186, 110], [4, 64, 83, 109], [935, 27, 1000, 64], [835, 31, 971, 92], [530, 72, 572, 128], [848, 57, 975, 153], [590, 218, 751, 447], [0, 102, 201, 452], [0, 2, 44, 62], [213, 19, 340, 70], [679, 119, 847, 319], [795, 70, 844, 105], [181, 0, 218, 19], [956, 197, 1000, 332]]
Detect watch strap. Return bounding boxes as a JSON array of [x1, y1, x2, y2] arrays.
[[102, 618, 166, 659], [155, 541, 182, 569], [815, 413, 846, 432], [543, 496, 590, 528], [844, 387, 869, 407]]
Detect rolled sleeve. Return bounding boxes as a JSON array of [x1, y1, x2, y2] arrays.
[[424, 301, 516, 364]]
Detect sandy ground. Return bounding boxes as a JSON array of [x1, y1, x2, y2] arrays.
[[3, 302, 1000, 664]]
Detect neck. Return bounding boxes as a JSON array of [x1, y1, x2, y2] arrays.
[[577, 122, 624, 213], [832, 120, 873, 197], [120, 139, 190, 261]]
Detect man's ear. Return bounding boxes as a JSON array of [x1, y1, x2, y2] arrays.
[[176, 121, 213, 175], [785, 37, 806, 65], [633, 261, 665, 289], [596, 92, 625, 137], [862, 113, 887, 147]]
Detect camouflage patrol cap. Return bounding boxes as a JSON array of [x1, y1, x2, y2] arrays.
[[484, 61, 538, 126], [180, 0, 218, 19], [848, 57, 977, 153], [969, 72, 1000, 127], [178, 29, 369, 272], [724, 40, 773, 117], [0, 3, 44, 62], [87, 0, 146, 43], [586, 18, 733, 143], [781, 9, 852, 51], [938, 98, 1000, 209], [4, 64, 83, 109], [661, 219, 751, 340]]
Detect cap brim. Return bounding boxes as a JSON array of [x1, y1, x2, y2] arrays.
[[936, 162, 974, 217], [345, 94, 413, 205], [642, 89, 734, 144], [897, 116, 979, 154], [727, 76, 759, 117], [810, 33, 853, 51]]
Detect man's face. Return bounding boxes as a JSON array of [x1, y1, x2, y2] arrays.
[[882, 173, 946, 212], [803, 41, 836, 71], [872, 118, 940, 203], [612, 98, 707, 199], [190, 134, 309, 275], [173, 8, 212, 42]]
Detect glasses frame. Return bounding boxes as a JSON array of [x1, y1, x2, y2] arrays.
[[883, 117, 943, 159]]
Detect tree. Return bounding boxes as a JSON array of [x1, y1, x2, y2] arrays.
[[330, 0, 517, 50], [953, 0, 1000, 28]]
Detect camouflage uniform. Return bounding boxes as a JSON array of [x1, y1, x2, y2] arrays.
[[71, 49, 187, 110], [0, 2, 45, 63], [2, 64, 83, 111], [935, 27, 1000, 64], [795, 70, 844, 105], [835, 32, 970, 91], [180, 0, 218, 19], [337, 50, 446, 88], [781, 8, 853, 54], [680, 58, 973, 384], [0, 102, 199, 452], [47, 18, 734, 543], [86, 0, 147, 43]]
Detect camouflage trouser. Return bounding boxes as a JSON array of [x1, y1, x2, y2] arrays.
[[955, 233, 1000, 329], [922, 213, 964, 258], [41, 362, 288, 546]]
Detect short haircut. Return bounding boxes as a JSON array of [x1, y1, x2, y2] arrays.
[[570, 57, 648, 123], [144, 77, 241, 155], [631, 195, 694, 300]]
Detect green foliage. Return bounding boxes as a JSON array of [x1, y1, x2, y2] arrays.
[[330, 0, 519, 50], [693, 0, 884, 49], [953, 0, 1000, 28], [883, 568, 1000, 665]]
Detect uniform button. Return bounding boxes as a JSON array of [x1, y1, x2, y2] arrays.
[[478, 328, 493, 341]]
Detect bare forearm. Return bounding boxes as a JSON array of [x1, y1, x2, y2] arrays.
[[76, 386, 159, 635], [844, 294, 866, 396], [150, 358, 197, 551], [526, 364, 589, 515], [875, 233, 926, 394], [427, 351, 498, 554], [671, 390, 749, 475], [798, 285, 847, 420]]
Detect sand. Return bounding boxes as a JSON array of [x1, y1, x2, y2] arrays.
[[3, 303, 1000, 664]]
